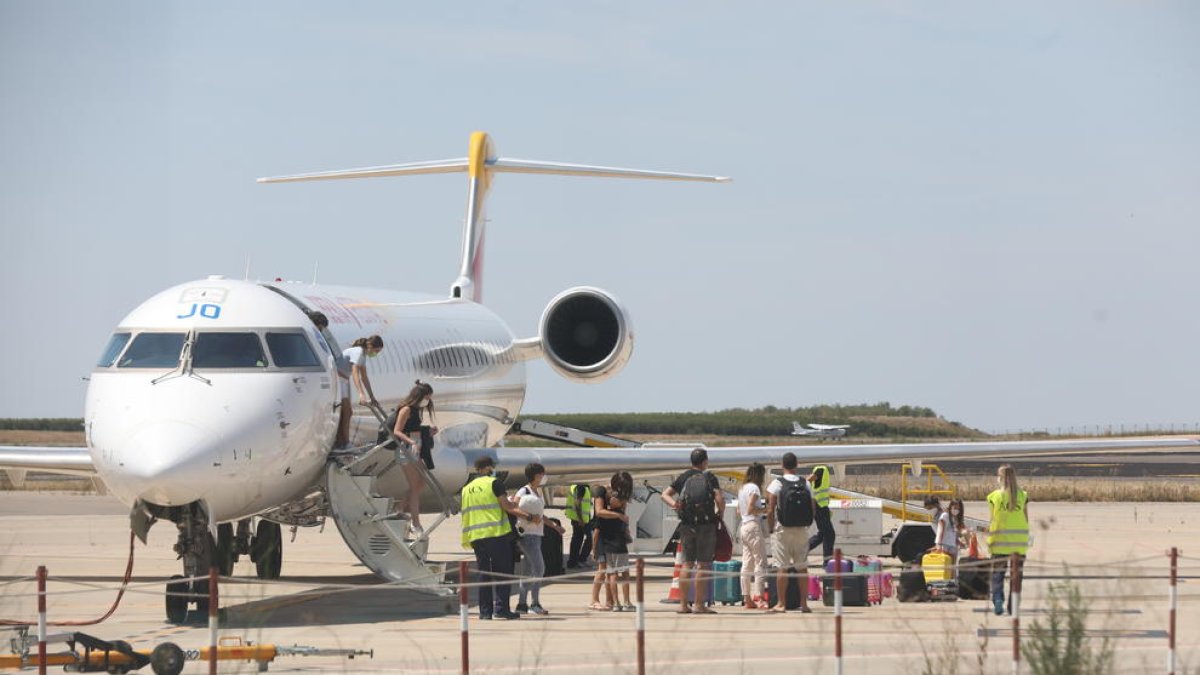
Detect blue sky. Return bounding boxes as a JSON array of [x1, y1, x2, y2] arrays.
[[2, 2, 1197, 431]]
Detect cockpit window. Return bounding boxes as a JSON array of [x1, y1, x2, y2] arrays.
[[193, 332, 267, 368], [266, 332, 321, 368], [119, 332, 186, 368], [97, 333, 131, 367]]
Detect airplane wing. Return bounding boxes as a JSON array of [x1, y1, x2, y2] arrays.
[[479, 436, 1200, 486], [0, 446, 96, 477]]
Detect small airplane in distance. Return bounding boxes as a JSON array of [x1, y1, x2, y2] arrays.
[[792, 422, 850, 439]]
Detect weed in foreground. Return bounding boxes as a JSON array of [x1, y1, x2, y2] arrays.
[[1021, 578, 1114, 675]]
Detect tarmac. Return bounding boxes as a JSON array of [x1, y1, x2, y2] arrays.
[[1, 493, 1197, 674]]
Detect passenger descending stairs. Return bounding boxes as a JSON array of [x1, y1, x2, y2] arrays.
[[324, 404, 457, 592]]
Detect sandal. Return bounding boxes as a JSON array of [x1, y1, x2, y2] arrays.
[[588, 602, 607, 611]]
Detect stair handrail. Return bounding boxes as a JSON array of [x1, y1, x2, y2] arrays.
[[362, 401, 458, 524]]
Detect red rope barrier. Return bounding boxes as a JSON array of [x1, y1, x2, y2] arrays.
[[636, 558, 645, 675], [459, 560, 469, 675], [36, 566, 46, 675]]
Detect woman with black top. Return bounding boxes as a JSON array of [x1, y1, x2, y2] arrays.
[[589, 472, 635, 611], [390, 381, 437, 537]]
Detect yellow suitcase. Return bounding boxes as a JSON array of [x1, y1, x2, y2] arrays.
[[921, 551, 954, 583]]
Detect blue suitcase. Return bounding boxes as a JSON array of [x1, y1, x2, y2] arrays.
[[712, 560, 743, 605], [686, 568, 718, 606]]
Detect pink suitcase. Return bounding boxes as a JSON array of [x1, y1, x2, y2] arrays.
[[808, 574, 822, 601]]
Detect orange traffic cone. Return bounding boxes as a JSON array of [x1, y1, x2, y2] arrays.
[[968, 532, 980, 559], [663, 541, 684, 604]]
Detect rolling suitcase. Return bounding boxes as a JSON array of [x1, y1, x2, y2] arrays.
[[822, 557, 864, 606], [921, 551, 958, 601], [921, 551, 954, 583], [687, 567, 718, 606], [897, 563, 929, 602], [541, 518, 565, 577], [854, 556, 884, 605], [821, 574, 868, 606], [807, 574, 822, 602], [956, 556, 990, 600], [880, 572, 894, 599], [712, 560, 743, 605], [765, 566, 804, 610]]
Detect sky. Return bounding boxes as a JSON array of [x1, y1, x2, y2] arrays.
[[1, 2, 1197, 433]]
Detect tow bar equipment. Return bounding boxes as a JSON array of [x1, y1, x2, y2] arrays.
[[1, 628, 372, 674]]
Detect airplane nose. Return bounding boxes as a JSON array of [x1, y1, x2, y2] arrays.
[[118, 421, 220, 506]]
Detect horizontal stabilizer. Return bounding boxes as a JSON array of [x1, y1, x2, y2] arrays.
[[257, 159, 469, 183], [490, 159, 731, 183], [258, 158, 730, 184]]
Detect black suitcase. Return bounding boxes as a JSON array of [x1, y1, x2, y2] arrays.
[[898, 564, 929, 602], [765, 567, 805, 610], [957, 556, 990, 600], [541, 518, 565, 577], [821, 575, 868, 607]]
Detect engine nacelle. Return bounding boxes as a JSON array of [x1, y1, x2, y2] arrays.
[[539, 287, 633, 383]]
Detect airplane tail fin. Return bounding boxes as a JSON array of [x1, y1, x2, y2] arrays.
[[259, 131, 730, 302]]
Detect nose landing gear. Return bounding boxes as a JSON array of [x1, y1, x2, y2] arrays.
[[163, 503, 214, 624]]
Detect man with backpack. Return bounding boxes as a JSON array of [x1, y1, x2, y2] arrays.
[[766, 452, 815, 613], [661, 448, 724, 614]]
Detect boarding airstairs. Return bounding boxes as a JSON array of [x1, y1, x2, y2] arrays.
[[324, 404, 457, 590]]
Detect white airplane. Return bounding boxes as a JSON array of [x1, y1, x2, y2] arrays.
[[2, 131, 1196, 624], [792, 422, 850, 439]]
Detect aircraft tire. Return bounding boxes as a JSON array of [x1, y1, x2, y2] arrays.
[[188, 577, 209, 622], [164, 575, 188, 624], [216, 523, 236, 576], [254, 520, 283, 580]]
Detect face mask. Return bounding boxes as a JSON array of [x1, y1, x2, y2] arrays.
[[368, 350, 379, 358], [422, 398, 431, 407]]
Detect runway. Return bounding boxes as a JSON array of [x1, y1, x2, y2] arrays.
[[1, 493, 1197, 673]]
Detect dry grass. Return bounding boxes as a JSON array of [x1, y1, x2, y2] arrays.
[[839, 473, 1200, 502], [0, 429, 86, 446]]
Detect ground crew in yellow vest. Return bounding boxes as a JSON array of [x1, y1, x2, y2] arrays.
[[986, 463, 1030, 616], [806, 464, 836, 559], [462, 455, 536, 620], [565, 482, 595, 569]]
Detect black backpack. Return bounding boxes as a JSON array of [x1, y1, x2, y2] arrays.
[[776, 478, 814, 527], [679, 471, 717, 525]]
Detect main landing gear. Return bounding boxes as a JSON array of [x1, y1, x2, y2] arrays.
[[251, 519, 283, 580]]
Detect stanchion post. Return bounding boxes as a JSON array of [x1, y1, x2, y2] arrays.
[[636, 557, 645, 675], [1010, 553, 1022, 675], [459, 560, 469, 675], [36, 565, 47, 675], [1168, 547, 1177, 675], [208, 566, 218, 675], [834, 548, 843, 675]]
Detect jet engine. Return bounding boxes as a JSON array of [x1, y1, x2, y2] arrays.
[[539, 287, 633, 383]]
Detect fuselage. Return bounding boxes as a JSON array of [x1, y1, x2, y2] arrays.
[[85, 276, 525, 522]]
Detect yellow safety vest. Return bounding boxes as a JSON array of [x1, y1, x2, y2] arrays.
[[565, 484, 592, 523], [811, 465, 831, 508], [461, 476, 511, 548], [986, 488, 1030, 555]]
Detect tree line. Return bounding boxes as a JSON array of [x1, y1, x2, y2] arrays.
[[521, 402, 983, 439], [0, 418, 84, 431]]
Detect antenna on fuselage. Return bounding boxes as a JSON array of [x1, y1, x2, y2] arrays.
[[257, 131, 731, 303]]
